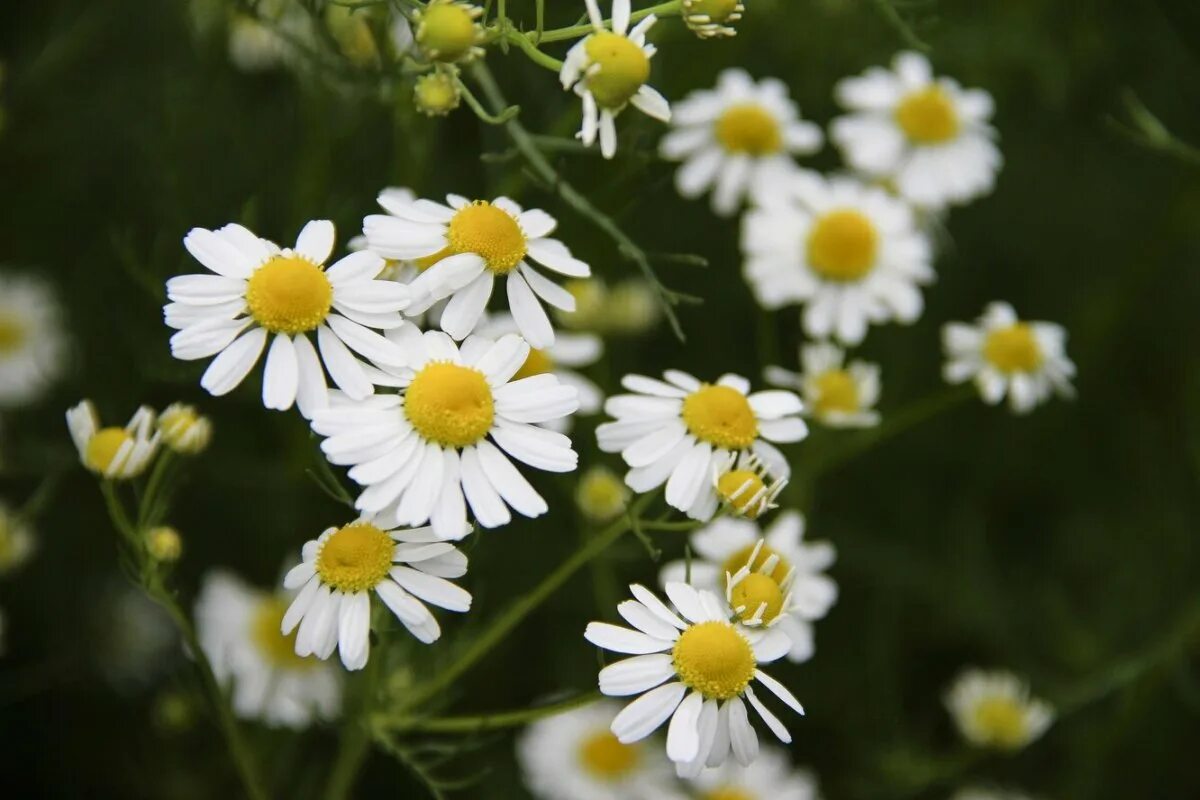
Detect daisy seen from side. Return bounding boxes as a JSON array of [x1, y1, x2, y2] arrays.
[[66, 400, 159, 479], [766, 342, 881, 428]]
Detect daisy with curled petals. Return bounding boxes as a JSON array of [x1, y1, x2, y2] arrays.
[[766, 342, 881, 428], [585, 582, 803, 776], [310, 330, 579, 541], [165, 219, 409, 418], [831, 51, 1001, 210], [712, 450, 788, 521], [66, 400, 159, 479], [945, 668, 1054, 751], [596, 371, 806, 520], [661, 69, 822, 216], [559, 0, 671, 159], [742, 170, 934, 344], [281, 517, 472, 671], [942, 302, 1075, 414], [685, 745, 821, 800], [0, 271, 67, 408], [363, 193, 590, 348]]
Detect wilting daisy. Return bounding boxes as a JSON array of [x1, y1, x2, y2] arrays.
[[281, 518, 472, 670], [586, 582, 803, 776], [559, 0, 671, 159], [742, 170, 934, 344], [0, 502, 36, 576], [516, 701, 684, 800], [681, 0, 744, 39], [0, 272, 67, 408], [661, 69, 822, 216], [942, 302, 1075, 414], [660, 512, 836, 664], [766, 342, 881, 428], [196, 571, 341, 728], [157, 403, 213, 454], [945, 668, 1054, 750], [66, 401, 159, 479], [685, 746, 821, 800], [596, 371, 805, 520], [313, 330, 578, 540], [831, 51, 1002, 210], [165, 220, 409, 417], [363, 193, 590, 348]]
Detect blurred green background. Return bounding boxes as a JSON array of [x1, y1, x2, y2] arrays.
[[2, 0, 1199, 797]]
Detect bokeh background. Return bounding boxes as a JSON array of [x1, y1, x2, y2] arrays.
[[2, 0, 1199, 797]]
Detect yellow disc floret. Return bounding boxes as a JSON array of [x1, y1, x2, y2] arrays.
[[703, 788, 757, 800], [687, 0, 742, 23], [414, 72, 461, 117], [729, 572, 785, 624], [252, 596, 318, 669], [813, 369, 860, 416], [807, 209, 879, 281], [85, 427, 134, 474], [681, 385, 758, 450], [971, 696, 1031, 749], [0, 316, 25, 354], [245, 256, 333, 334], [716, 470, 767, 518], [983, 324, 1043, 373], [417, 2, 480, 62], [577, 729, 640, 780], [715, 104, 781, 156], [895, 86, 960, 144], [722, 542, 790, 583], [672, 621, 756, 700], [584, 32, 650, 110], [405, 361, 495, 447], [512, 348, 554, 381], [315, 522, 395, 594], [446, 201, 527, 274]]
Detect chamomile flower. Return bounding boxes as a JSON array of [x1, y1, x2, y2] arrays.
[[196, 571, 341, 728], [660, 512, 837, 664], [557, 278, 661, 336], [157, 403, 213, 454], [681, 0, 744, 39], [66, 400, 159, 479], [766, 342, 881, 428], [517, 701, 684, 800], [0, 272, 67, 408], [831, 51, 1002, 210], [281, 518, 472, 670], [165, 220, 410, 417], [311, 331, 579, 541], [952, 788, 1037, 800], [585, 582, 803, 776], [685, 746, 821, 800], [559, 0, 671, 159], [742, 171, 934, 344], [661, 69, 822, 216], [596, 371, 806, 520], [0, 502, 36, 576], [576, 466, 631, 523], [945, 669, 1054, 751], [363, 193, 591, 348], [942, 302, 1075, 414], [712, 451, 788, 521], [414, 0, 484, 63]]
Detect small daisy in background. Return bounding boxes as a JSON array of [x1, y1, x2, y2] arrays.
[[712, 451, 788, 521], [516, 701, 685, 800], [66, 401, 159, 479], [281, 518, 472, 670], [0, 502, 36, 576], [681, 0, 744, 39], [556, 278, 661, 337], [685, 746, 822, 800], [196, 571, 341, 728], [942, 302, 1075, 414], [945, 668, 1054, 751], [831, 51, 1001, 210], [0, 272, 67, 409], [742, 170, 934, 344], [157, 403, 213, 455], [576, 465, 631, 523], [952, 788, 1038, 800], [766, 342, 881, 428], [661, 69, 822, 216], [560, 0, 671, 159]]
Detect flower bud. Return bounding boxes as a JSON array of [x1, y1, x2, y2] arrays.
[[414, 72, 461, 117], [158, 403, 212, 455], [146, 525, 183, 563], [416, 1, 484, 63], [575, 467, 629, 523]]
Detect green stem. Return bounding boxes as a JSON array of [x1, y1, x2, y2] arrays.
[[638, 519, 703, 532], [502, 29, 563, 71], [324, 628, 387, 800], [533, 0, 682, 42], [379, 691, 602, 733], [869, 0, 931, 53], [137, 450, 175, 529]]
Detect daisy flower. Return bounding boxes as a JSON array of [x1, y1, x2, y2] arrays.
[[516, 700, 685, 800], [712, 450, 788, 521], [660, 512, 836, 664], [196, 571, 341, 728], [661, 69, 822, 216], [165, 219, 409, 417], [685, 746, 821, 800], [414, 0, 484, 63], [559, 0, 671, 159], [66, 400, 159, 479], [942, 302, 1075, 414], [596, 371, 806, 520], [281, 517, 472, 670], [766, 342, 881, 428], [945, 668, 1054, 751], [742, 170, 934, 344], [157, 403, 213, 454], [363, 193, 590, 348], [681, 0, 744, 39], [0, 272, 67, 408], [831, 51, 1002, 210], [0, 502, 36, 576], [311, 330, 579, 541], [585, 582, 803, 776]]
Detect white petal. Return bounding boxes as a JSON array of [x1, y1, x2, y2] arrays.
[[584, 622, 672, 655], [754, 669, 805, 714], [598, 654, 675, 696], [666, 691, 704, 763], [200, 327, 267, 397], [744, 685, 791, 743], [611, 682, 686, 743], [295, 220, 336, 264], [262, 333, 299, 410], [507, 272, 555, 348], [318, 324, 372, 399]]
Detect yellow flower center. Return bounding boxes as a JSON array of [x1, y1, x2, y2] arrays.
[[251, 596, 319, 669], [85, 427, 134, 473], [577, 729, 640, 781], [315, 522, 394, 593], [418, 2, 478, 62], [512, 348, 554, 381], [715, 104, 781, 156], [0, 315, 26, 354], [414, 72, 461, 116], [729, 572, 785, 623], [972, 696, 1031, 749], [245, 256, 333, 334], [895, 86, 960, 144], [716, 470, 768, 519], [813, 369, 861, 416], [405, 361, 495, 447], [983, 324, 1043, 373], [446, 201, 527, 274], [687, 0, 741, 23], [584, 31, 650, 110], [703, 789, 757, 800], [807, 209, 879, 281], [721, 542, 791, 583], [681, 385, 758, 450], [146, 526, 183, 562], [672, 621, 756, 700]]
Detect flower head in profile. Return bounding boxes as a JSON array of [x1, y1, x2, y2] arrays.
[[0, 271, 67, 409], [66, 401, 159, 479], [713, 451, 788, 521], [945, 668, 1054, 750], [414, 0, 484, 63], [766, 342, 881, 428], [681, 0, 744, 39], [157, 403, 213, 454], [0, 502, 36, 576], [559, 0, 671, 159], [685, 746, 821, 800]]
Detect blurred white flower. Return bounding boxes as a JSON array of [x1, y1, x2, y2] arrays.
[[0, 272, 67, 408], [0, 501, 36, 576], [766, 342, 881, 428], [952, 788, 1038, 800], [685, 745, 821, 800], [945, 668, 1054, 750], [157, 403, 213, 454], [66, 400, 159, 479]]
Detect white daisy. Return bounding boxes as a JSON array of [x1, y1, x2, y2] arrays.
[[362, 193, 590, 348], [942, 302, 1075, 414], [712, 450, 789, 521], [831, 51, 1002, 210], [66, 400, 159, 479], [0, 501, 36, 576], [157, 403, 213, 454], [585, 582, 804, 776], [766, 342, 881, 428], [281, 517, 472, 670], [196, 571, 341, 728], [742, 170, 934, 345], [945, 668, 1054, 751], [311, 330, 579, 541], [165, 219, 410, 418], [0, 272, 67, 408], [559, 0, 671, 159], [661, 69, 822, 216], [685, 745, 821, 800], [596, 370, 805, 520], [660, 512, 837, 664]]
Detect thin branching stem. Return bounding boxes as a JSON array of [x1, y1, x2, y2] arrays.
[[379, 691, 603, 733]]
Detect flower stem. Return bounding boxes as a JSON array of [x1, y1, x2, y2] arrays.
[[533, 1, 682, 42], [323, 625, 388, 800], [378, 690, 602, 733]]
